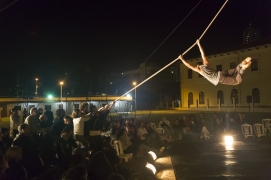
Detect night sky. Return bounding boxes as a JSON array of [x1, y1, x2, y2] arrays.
[[0, 0, 270, 96]]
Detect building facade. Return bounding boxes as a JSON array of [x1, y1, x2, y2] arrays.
[[180, 42, 271, 112], [0, 96, 132, 117]]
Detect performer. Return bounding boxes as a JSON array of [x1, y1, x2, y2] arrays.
[[179, 39, 252, 86]]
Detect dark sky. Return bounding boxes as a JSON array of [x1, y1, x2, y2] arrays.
[[0, 0, 270, 96]]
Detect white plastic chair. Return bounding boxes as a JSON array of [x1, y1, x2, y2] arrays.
[[241, 124, 254, 138], [150, 123, 157, 130], [156, 128, 165, 134], [253, 123, 266, 138], [262, 119, 271, 137], [113, 140, 133, 162]]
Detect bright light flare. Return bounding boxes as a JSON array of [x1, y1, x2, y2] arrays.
[[47, 95, 53, 99], [148, 151, 157, 160], [224, 136, 233, 145], [126, 94, 131, 98], [146, 162, 156, 174]]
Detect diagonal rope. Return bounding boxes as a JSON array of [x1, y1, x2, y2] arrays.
[[116, 0, 203, 92], [115, 0, 229, 101]]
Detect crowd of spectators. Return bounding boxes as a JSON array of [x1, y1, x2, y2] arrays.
[[0, 104, 255, 180], [1, 102, 160, 180], [157, 112, 252, 141]]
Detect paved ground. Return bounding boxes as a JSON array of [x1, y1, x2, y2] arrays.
[[169, 137, 271, 180]]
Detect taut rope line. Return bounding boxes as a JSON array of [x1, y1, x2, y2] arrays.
[[115, 0, 229, 102]]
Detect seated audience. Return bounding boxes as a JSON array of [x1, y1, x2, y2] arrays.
[[172, 119, 182, 140], [158, 116, 174, 138]]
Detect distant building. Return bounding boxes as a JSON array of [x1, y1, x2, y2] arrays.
[[0, 96, 132, 117], [121, 62, 180, 109], [179, 37, 271, 112], [243, 24, 261, 44]]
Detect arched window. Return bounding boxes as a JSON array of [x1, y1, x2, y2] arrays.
[[188, 92, 193, 105], [252, 88, 260, 103], [199, 91, 205, 104], [231, 89, 239, 104], [217, 90, 224, 104]]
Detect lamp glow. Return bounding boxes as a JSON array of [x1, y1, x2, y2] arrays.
[[47, 94, 53, 99], [146, 162, 156, 174], [148, 151, 157, 160], [224, 136, 233, 145], [126, 94, 131, 98]]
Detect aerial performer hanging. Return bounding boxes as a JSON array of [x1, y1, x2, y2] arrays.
[[179, 39, 252, 86], [115, 0, 230, 101]]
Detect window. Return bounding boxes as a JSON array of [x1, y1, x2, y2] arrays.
[[230, 62, 237, 69], [188, 92, 193, 105], [217, 90, 224, 104], [216, 64, 222, 71], [188, 69, 192, 79], [251, 59, 258, 71], [252, 88, 260, 103], [199, 91, 205, 104], [231, 89, 239, 104]]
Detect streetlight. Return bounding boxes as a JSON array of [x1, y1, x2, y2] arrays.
[[133, 82, 137, 118], [35, 78, 38, 96], [60, 81, 64, 102]]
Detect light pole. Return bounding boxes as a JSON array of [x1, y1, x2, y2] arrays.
[[35, 78, 38, 96], [60, 81, 64, 103], [133, 82, 137, 118]]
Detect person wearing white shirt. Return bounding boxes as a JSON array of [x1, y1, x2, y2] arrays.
[[72, 109, 92, 150]]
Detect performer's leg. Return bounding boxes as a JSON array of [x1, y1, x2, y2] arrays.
[[219, 57, 251, 85]]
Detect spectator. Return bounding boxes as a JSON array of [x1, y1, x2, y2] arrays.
[[158, 116, 174, 138], [227, 117, 238, 135], [172, 119, 182, 140], [213, 118, 225, 138], [36, 166, 64, 180], [137, 121, 148, 144], [24, 107, 40, 139], [123, 118, 130, 128], [189, 114, 197, 132], [12, 124, 42, 178], [79, 102, 90, 137], [67, 164, 88, 180], [64, 115, 74, 130], [110, 120, 121, 139], [199, 118, 211, 140], [72, 109, 91, 151], [49, 108, 66, 142], [103, 116, 112, 132], [117, 128, 139, 156], [180, 115, 196, 140], [44, 106, 54, 127], [87, 102, 115, 150], [0, 154, 9, 177], [87, 151, 115, 180], [38, 108, 43, 116], [4, 147, 28, 180], [10, 107, 21, 138], [55, 126, 77, 170], [1, 127, 13, 148]]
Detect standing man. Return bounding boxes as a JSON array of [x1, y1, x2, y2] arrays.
[[25, 107, 40, 140], [10, 108, 21, 138], [179, 39, 252, 86], [87, 101, 115, 150]]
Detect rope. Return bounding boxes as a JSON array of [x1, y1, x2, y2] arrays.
[[115, 0, 229, 101], [116, 0, 203, 92]]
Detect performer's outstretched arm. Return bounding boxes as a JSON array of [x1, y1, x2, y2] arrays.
[[179, 55, 200, 73], [196, 39, 209, 65]]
